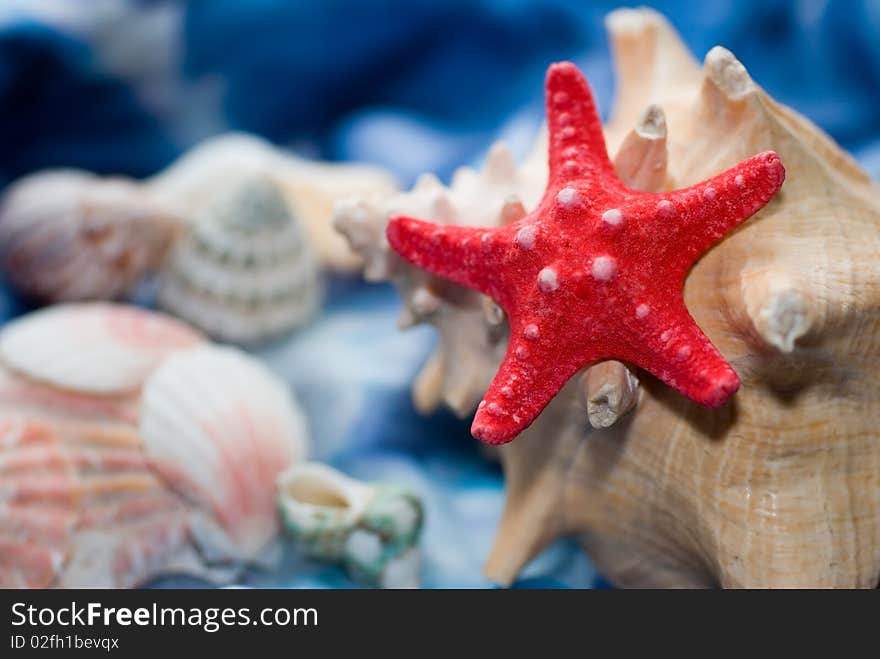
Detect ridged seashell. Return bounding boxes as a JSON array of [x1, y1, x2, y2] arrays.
[[157, 176, 320, 345], [141, 344, 309, 558], [0, 303, 202, 395], [0, 170, 180, 303], [147, 133, 399, 272], [337, 9, 880, 588], [278, 462, 423, 588], [0, 303, 309, 587]]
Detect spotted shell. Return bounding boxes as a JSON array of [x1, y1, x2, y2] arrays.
[[0, 170, 179, 303], [277, 462, 423, 588], [157, 176, 321, 345]]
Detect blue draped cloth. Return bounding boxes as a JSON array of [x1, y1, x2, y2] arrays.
[[0, 0, 877, 588]]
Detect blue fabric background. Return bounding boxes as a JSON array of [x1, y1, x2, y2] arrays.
[[0, 0, 877, 588]]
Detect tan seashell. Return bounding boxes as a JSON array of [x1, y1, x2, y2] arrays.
[[0, 303, 308, 587], [0, 303, 202, 396], [157, 176, 321, 345], [334, 143, 541, 417], [148, 133, 399, 272], [0, 170, 180, 303], [337, 9, 880, 588]]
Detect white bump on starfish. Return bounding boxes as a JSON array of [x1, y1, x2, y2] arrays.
[[487, 402, 505, 416], [635, 303, 650, 319], [523, 324, 540, 340], [478, 400, 487, 409], [657, 199, 676, 217], [556, 187, 582, 208], [553, 91, 569, 105], [602, 208, 623, 227], [481, 233, 492, 252], [561, 126, 576, 138], [515, 346, 529, 360], [660, 329, 673, 343], [562, 160, 580, 175], [562, 146, 578, 158], [703, 187, 717, 201], [558, 112, 572, 125], [735, 174, 745, 188], [501, 386, 514, 398], [591, 255, 618, 282], [537, 267, 559, 293], [676, 344, 692, 360], [515, 225, 537, 250]]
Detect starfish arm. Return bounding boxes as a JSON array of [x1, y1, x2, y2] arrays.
[[545, 62, 618, 186], [470, 332, 585, 444], [387, 216, 505, 295], [624, 299, 740, 407], [651, 151, 785, 271]]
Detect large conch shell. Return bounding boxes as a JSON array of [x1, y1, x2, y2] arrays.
[[157, 175, 321, 345], [336, 8, 880, 587], [148, 133, 399, 271], [0, 303, 308, 587], [0, 170, 179, 303]]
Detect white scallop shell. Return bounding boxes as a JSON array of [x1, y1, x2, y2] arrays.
[[0, 303, 203, 395], [0, 169, 179, 303], [157, 176, 321, 345], [140, 344, 309, 559]]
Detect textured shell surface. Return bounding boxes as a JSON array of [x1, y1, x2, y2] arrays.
[[158, 176, 321, 345], [337, 8, 880, 588], [334, 143, 544, 416], [141, 343, 309, 560], [0, 169, 179, 303], [0, 303, 308, 587], [148, 132, 399, 271], [277, 462, 424, 588], [0, 303, 203, 396], [0, 409, 197, 588]]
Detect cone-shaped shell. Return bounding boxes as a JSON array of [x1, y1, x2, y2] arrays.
[[148, 133, 399, 271], [157, 176, 321, 345]]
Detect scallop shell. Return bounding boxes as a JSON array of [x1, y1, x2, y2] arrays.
[[141, 344, 309, 559], [0, 303, 309, 587], [337, 9, 880, 588], [148, 132, 399, 272], [0, 169, 180, 303], [0, 303, 202, 395], [277, 462, 423, 588], [157, 176, 321, 345], [0, 414, 195, 588]]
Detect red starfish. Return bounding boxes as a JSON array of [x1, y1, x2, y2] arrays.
[[387, 61, 785, 445]]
